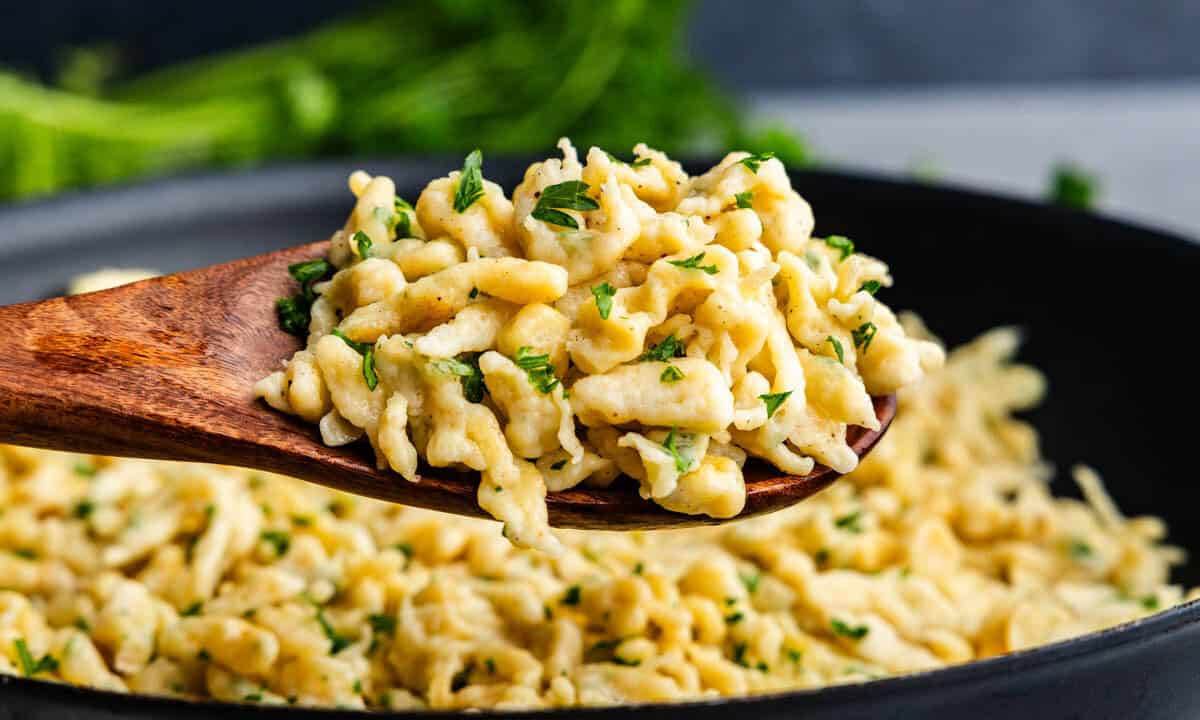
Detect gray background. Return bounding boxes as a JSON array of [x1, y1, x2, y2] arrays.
[[3, 0, 1198, 235]]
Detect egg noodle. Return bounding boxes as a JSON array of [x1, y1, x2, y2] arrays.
[[255, 142, 942, 551]]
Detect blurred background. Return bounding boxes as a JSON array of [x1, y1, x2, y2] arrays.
[[2, 0, 1197, 234]]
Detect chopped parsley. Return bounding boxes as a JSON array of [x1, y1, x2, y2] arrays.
[[1067, 539, 1093, 559], [561, 585, 582, 606], [826, 335, 844, 364], [368, 613, 397, 636], [180, 601, 203, 617], [834, 511, 863, 534], [330, 329, 378, 391], [484, 657, 497, 674], [13, 548, 36, 560], [731, 642, 750, 667], [393, 542, 414, 559], [631, 157, 653, 168], [276, 258, 333, 336], [637, 334, 686, 362], [660, 365, 685, 383], [634, 562, 645, 575], [74, 618, 91, 632], [432, 353, 486, 403], [823, 235, 855, 261], [851, 322, 877, 355], [393, 197, 413, 237], [725, 612, 745, 625], [590, 282, 616, 320], [515, 346, 560, 394], [612, 656, 642, 667], [661, 427, 690, 473], [738, 151, 775, 174], [1141, 595, 1160, 611], [311, 603, 350, 655], [73, 462, 96, 477], [740, 573, 761, 594], [667, 252, 719, 274], [72, 500, 95, 519], [759, 391, 793, 419], [468, 286, 479, 300], [290, 514, 313, 527], [858, 280, 882, 295], [1048, 163, 1098, 210], [734, 191, 754, 209], [831, 619, 869, 640], [550, 459, 567, 471], [353, 230, 372, 259], [13, 639, 58, 677], [453, 149, 485, 213], [786, 648, 803, 665], [244, 692, 263, 702], [260, 530, 291, 557], [450, 661, 474, 691], [531, 180, 599, 230]]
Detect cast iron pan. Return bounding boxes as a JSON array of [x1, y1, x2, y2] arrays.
[[0, 160, 1198, 719]]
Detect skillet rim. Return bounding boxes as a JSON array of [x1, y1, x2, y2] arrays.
[[0, 158, 1197, 717]]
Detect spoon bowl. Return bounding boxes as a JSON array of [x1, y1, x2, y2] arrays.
[[0, 240, 895, 529]]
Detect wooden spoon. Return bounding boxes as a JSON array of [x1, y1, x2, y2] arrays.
[[0, 241, 896, 530]]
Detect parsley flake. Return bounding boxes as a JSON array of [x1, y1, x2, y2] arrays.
[[368, 613, 397, 635], [638, 334, 686, 362], [826, 336, 844, 363], [550, 459, 567, 471], [823, 235, 855, 261], [740, 573, 761, 594], [1048, 163, 1098, 210], [353, 230, 372, 259], [667, 252, 719, 274], [515, 346, 560, 394], [309, 602, 350, 655], [331, 329, 378, 390], [835, 511, 863, 534], [660, 365, 685, 383], [276, 258, 333, 336], [73, 500, 94, 519], [858, 280, 882, 295], [631, 157, 652, 168], [531, 180, 599, 230], [74, 462, 96, 477], [738, 151, 775, 174], [661, 427, 690, 473], [759, 391, 793, 419], [260, 530, 290, 557], [1067, 539, 1093, 560], [14, 639, 58, 677], [725, 612, 745, 625], [453, 149, 485, 213], [734, 191, 754, 209], [851, 322, 877, 355], [590, 282, 616, 320], [432, 353, 486, 403], [561, 585, 582, 606], [831, 619, 870, 640]]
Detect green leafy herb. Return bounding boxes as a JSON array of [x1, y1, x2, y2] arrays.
[[14, 639, 58, 677], [531, 180, 599, 230], [73, 462, 97, 477], [1048, 163, 1099, 210], [244, 692, 263, 702], [731, 642, 750, 667], [13, 548, 36, 560], [858, 280, 882, 295], [453, 149, 485, 213], [197, 649, 211, 662], [826, 336, 844, 364], [561, 585, 582, 606], [734, 190, 754, 209], [814, 548, 830, 566], [260, 530, 291, 557], [468, 286, 479, 300], [823, 235, 855, 261], [786, 648, 803, 665], [393, 542, 414, 559], [738, 151, 775, 174], [451, 661, 474, 691], [740, 573, 760, 594], [515, 346, 560, 394], [550, 459, 567, 471], [180, 601, 203, 617], [331, 329, 378, 391], [660, 365, 685, 383], [484, 657, 497, 674], [638, 334, 686, 362], [290, 514, 313, 527], [1141, 595, 1160, 611], [831, 619, 869, 640], [1067, 539, 1093, 559], [634, 562, 645, 575], [368, 613, 397, 635], [590, 282, 616, 320], [353, 230, 372, 259], [612, 656, 642, 667], [759, 391, 793, 419], [661, 427, 690, 473], [668, 252, 719, 274], [835, 511, 863, 534], [631, 157, 653, 168], [73, 500, 95, 519], [312, 604, 350, 655], [725, 612, 745, 625], [277, 258, 333, 336], [433, 354, 486, 403], [851, 322, 877, 355]]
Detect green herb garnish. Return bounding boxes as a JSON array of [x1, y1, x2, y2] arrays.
[[331, 328, 378, 390], [73, 462, 96, 477], [550, 459, 567, 471], [515, 346, 560, 394], [851, 322, 877, 355], [353, 230, 372, 259], [661, 427, 690, 473], [731, 642, 750, 667], [1067, 539, 1093, 559], [826, 336, 844, 363], [667, 252, 718, 274], [453, 149, 485, 213], [738, 151, 775, 174], [638, 334, 685, 362], [260, 530, 290, 557], [660, 365, 685, 383], [734, 191, 754, 209], [740, 573, 760, 594], [14, 639, 58, 677], [311, 604, 350, 655], [1048, 163, 1098, 210], [590, 282, 616, 320], [835, 511, 863, 534], [561, 585, 582, 606], [725, 612, 745, 625], [858, 280, 882, 295], [432, 353, 486, 403], [368, 613, 397, 635], [759, 391, 793, 419], [531, 180, 599, 230], [823, 235, 855, 261], [73, 500, 95, 519], [831, 619, 869, 640], [631, 157, 653, 168], [180, 601, 203, 617]]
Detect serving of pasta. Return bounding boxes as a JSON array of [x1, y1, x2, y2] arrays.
[[254, 142, 943, 551]]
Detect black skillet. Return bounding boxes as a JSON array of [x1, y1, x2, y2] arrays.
[[0, 159, 1197, 719]]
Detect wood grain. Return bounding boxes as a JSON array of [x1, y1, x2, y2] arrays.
[[0, 241, 897, 529]]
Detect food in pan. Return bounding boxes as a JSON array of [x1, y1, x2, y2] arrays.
[[253, 142, 943, 551], [0, 319, 1186, 708]]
